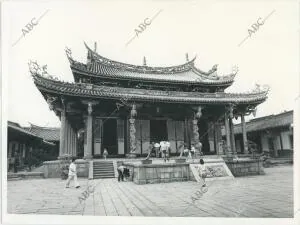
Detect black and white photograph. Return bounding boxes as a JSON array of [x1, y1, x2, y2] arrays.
[[1, 0, 300, 224]]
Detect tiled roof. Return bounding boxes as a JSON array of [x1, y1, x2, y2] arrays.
[[221, 110, 293, 135], [8, 121, 56, 146], [25, 124, 60, 141], [33, 73, 268, 105], [66, 43, 236, 86]]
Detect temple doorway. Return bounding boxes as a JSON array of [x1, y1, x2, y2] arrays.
[[198, 119, 210, 154], [102, 119, 118, 155], [150, 120, 168, 143]]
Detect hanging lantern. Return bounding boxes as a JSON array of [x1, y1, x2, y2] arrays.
[[196, 106, 202, 119], [131, 104, 137, 118]]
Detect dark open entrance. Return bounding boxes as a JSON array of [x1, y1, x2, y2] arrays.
[[150, 120, 168, 143], [198, 119, 210, 154], [102, 119, 118, 155]]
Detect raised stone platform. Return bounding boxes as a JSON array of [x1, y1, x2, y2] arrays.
[[123, 156, 234, 184], [123, 160, 190, 184], [225, 158, 265, 176], [7, 172, 44, 180], [43, 159, 89, 178]]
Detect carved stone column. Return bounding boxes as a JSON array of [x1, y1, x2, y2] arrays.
[[241, 114, 249, 154], [193, 106, 202, 156], [129, 104, 137, 153], [59, 99, 66, 157], [84, 102, 93, 159], [228, 105, 236, 155]]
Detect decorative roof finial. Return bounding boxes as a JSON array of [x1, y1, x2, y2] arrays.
[[185, 53, 189, 62], [94, 42, 97, 52], [143, 56, 147, 66]]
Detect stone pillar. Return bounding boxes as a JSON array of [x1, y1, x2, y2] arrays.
[[129, 104, 137, 153], [241, 114, 249, 154], [229, 117, 236, 155], [224, 112, 232, 155], [129, 118, 136, 153], [84, 102, 93, 159], [59, 99, 66, 157]]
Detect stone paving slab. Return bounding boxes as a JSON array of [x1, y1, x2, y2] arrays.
[[7, 165, 293, 217]]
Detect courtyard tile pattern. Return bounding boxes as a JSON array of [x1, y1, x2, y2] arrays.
[[7, 166, 293, 217]]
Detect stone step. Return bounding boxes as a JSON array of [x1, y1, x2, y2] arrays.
[[93, 175, 115, 179], [93, 161, 115, 179], [94, 169, 114, 172]]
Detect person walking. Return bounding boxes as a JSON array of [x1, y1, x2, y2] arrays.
[[103, 148, 108, 160], [160, 141, 168, 162], [165, 141, 170, 162], [198, 159, 207, 187], [154, 143, 160, 158], [66, 158, 80, 188]]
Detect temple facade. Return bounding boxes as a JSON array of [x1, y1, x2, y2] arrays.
[[30, 42, 269, 159]]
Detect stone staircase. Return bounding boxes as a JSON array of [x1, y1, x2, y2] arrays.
[[93, 161, 115, 179]]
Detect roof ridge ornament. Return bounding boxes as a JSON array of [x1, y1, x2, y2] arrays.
[[186, 53, 189, 62], [94, 42, 97, 53], [65, 47, 73, 62]]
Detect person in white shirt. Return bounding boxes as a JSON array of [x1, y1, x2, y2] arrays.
[[190, 145, 196, 159], [154, 142, 160, 158], [183, 146, 189, 158], [160, 141, 169, 162], [66, 158, 80, 188], [198, 159, 207, 187], [165, 141, 170, 162]]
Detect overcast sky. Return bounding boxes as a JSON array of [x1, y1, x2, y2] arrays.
[[2, 0, 299, 127]]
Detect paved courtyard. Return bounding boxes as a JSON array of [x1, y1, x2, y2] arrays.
[[7, 165, 293, 217]]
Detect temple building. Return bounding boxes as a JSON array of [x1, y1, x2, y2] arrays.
[[223, 110, 293, 158], [30, 42, 269, 159]]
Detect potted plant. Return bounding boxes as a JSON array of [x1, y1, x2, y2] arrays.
[[58, 154, 72, 180]]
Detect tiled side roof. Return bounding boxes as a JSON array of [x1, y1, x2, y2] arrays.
[[8, 121, 56, 146], [33, 74, 268, 105], [221, 111, 293, 135], [25, 125, 60, 141]]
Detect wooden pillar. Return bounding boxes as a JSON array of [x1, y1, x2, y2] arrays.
[[224, 112, 232, 155], [59, 99, 66, 157], [214, 121, 224, 155], [74, 130, 78, 157], [117, 119, 125, 155], [67, 121, 72, 155], [241, 114, 249, 154], [229, 117, 236, 155], [84, 103, 93, 159]]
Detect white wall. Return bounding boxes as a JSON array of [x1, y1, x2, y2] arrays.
[[281, 131, 293, 150]]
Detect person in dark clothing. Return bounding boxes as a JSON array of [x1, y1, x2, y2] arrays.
[[117, 163, 130, 182], [117, 164, 125, 182]]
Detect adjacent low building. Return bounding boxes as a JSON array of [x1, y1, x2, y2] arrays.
[[222, 110, 293, 158], [7, 121, 60, 172]]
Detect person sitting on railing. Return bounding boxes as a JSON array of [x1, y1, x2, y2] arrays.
[[183, 145, 189, 158], [190, 145, 196, 159]]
